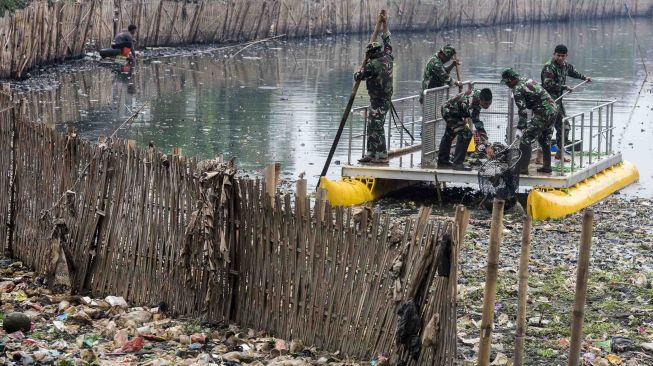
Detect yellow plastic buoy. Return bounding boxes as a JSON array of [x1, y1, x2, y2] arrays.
[[527, 161, 639, 220], [319, 176, 375, 206]]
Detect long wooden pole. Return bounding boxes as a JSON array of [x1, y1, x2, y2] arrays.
[[513, 214, 532, 366], [477, 199, 504, 366], [317, 10, 385, 186], [6, 100, 17, 258], [568, 210, 594, 366], [453, 54, 463, 92]]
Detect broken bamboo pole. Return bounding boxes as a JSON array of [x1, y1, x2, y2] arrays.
[[477, 199, 505, 366], [296, 175, 307, 217], [568, 209, 594, 366], [263, 162, 278, 207], [513, 214, 532, 366]]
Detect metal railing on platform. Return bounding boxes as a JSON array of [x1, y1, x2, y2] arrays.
[[561, 98, 616, 174], [344, 81, 616, 174]]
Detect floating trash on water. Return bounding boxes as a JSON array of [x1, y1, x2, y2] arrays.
[[242, 56, 261, 60], [258, 86, 280, 90]]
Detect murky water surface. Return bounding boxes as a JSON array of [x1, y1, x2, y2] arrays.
[[23, 18, 653, 196]]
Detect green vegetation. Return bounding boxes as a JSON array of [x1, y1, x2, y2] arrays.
[[0, 0, 29, 17]]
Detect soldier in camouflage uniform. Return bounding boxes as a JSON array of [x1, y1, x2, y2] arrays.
[[420, 44, 463, 104], [541, 44, 591, 160], [354, 13, 393, 163], [501, 68, 558, 174], [438, 88, 494, 170]]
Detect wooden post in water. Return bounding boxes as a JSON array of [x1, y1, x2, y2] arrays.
[[568, 210, 594, 366], [513, 214, 532, 366], [477, 199, 504, 366]]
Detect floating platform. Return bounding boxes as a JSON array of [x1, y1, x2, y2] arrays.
[[323, 82, 639, 218], [320, 153, 639, 219]]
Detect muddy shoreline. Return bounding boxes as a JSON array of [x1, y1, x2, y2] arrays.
[[0, 196, 650, 365]]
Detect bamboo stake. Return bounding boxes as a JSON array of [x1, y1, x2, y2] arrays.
[[477, 199, 504, 366], [153, 1, 163, 45], [6, 100, 17, 258], [568, 210, 594, 366], [79, 0, 97, 55], [263, 162, 278, 207], [513, 214, 532, 366], [296, 175, 307, 217]]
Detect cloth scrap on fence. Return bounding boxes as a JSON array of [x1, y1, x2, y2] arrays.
[[395, 299, 422, 360]]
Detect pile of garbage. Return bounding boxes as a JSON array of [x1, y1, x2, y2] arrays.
[[0, 259, 361, 365]]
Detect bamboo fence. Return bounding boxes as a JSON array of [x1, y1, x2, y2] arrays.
[[0, 99, 467, 363], [1, 0, 652, 78]]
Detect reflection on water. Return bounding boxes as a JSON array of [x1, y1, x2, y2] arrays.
[[21, 18, 653, 194]]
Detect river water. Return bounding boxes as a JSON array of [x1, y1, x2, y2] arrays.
[[22, 17, 653, 196]]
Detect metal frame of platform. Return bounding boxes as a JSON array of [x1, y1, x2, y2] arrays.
[[342, 81, 620, 190], [342, 153, 623, 189]]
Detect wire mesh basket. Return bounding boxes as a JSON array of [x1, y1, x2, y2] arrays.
[[478, 144, 521, 208]]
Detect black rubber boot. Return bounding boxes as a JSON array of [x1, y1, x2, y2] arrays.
[[537, 143, 552, 173], [452, 163, 472, 171], [518, 143, 531, 175]]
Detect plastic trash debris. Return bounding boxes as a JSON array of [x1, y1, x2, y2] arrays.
[[188, 343, 203, 350], [190, 333, 206, 344], [105, 296, 128, 308], [113, 329, 129, 348], [14, 290, 28, 302], [116, 336, 144, 353], [52, 321, 65, 332]]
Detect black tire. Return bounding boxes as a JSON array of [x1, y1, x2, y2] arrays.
[[99, 48, 121, 58]]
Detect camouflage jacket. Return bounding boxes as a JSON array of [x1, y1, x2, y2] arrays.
[[512, 78, 558, 129], [441, 89, 489, 142], [421, 54, 455, 95], [541, 59, 586, 100], [354, 33, 393, 101]]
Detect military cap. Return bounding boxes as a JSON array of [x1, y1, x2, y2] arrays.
[[366, 41, 382, 53], [500, 68, 520, 84], [439, 44, 456, 58]]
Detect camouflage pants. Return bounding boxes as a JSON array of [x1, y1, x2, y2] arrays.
[[442, 116, 473, 142], [522, 113, 555, 148], [438, 116, 473, 163], [554, 101, 570, 149], [366, 99, 389, 159]]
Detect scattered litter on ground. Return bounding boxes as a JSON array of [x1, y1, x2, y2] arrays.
[[0, 259, 357, 365]]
